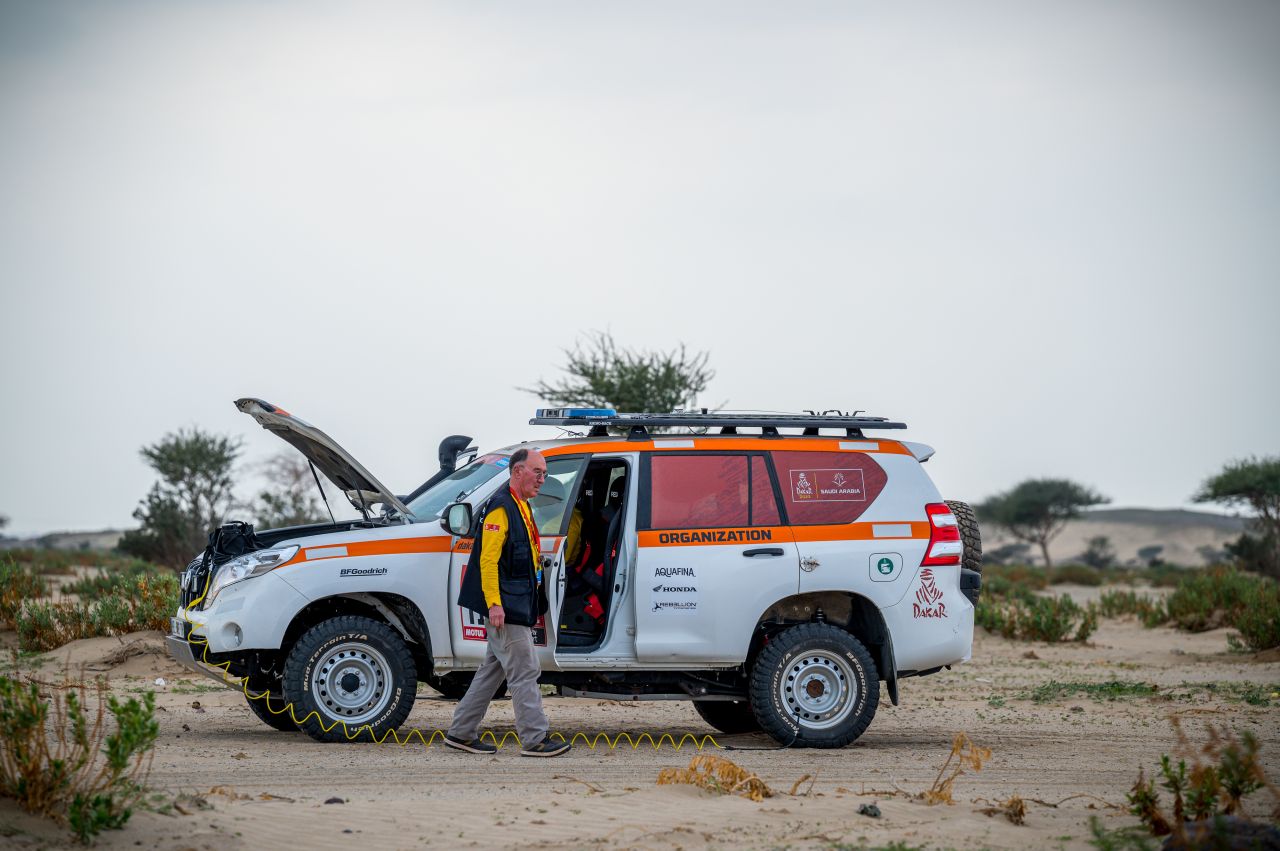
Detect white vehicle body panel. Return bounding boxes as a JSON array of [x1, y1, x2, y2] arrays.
[[177, 417, 976, 694]]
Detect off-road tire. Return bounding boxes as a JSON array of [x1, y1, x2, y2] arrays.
[[749, 623, 879, 749], [244, 689, 299, 732], [946, 500, 983, 573], [283, 616, 416, 743], [692, 700, 761, 735], [429, 672, 507, 701]]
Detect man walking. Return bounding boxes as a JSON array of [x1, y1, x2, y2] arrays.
[[445, 447, 570, 757]]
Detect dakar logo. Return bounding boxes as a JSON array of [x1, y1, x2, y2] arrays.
[[795, 472, 813, 497], [912, 568, 947, 619]]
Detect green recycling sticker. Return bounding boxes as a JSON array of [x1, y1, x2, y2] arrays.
[[869, 553, 901, 582]]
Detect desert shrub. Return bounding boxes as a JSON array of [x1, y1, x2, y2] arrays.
[[977, 593, 1098, 642], [2, 548, 153, 577], [15, 574, 178, 652], [1126, 721, 1278, 845], [1164, 566, 1263, 632], [0, 675, 159, 843], [1098, 590, 1167, 626], [1231, 583, 1280, 651], [0, 556, 49, 628], [982, 563, 1049, 591], [63, 558, 169, 602], [1049, 563, 1106, 586]]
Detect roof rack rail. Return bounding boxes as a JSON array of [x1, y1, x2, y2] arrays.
[[529, 409, 907, 440]]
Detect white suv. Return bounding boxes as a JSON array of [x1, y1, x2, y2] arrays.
[[169, 400, 981, 748]]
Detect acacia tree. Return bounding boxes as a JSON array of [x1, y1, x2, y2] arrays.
[[118, 428, 242, 569], [524, 331, 714, 414], [978, 478, 1109, 569], [1194, 456, 1280, 577], [253, 452, 329, 530]]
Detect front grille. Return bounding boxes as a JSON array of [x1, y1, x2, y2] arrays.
[[179, 555, 209, 610]]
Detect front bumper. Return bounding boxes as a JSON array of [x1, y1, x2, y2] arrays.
[[165, 620, 240, 689]]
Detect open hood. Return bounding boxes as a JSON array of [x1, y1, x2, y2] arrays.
[[235, 398, 412, 519]]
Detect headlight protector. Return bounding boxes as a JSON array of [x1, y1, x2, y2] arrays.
[[205, 545, 298, 606]]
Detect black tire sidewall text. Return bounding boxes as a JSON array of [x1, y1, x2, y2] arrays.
[[749, 622, 879, 749], [283, 615, 416, 743]]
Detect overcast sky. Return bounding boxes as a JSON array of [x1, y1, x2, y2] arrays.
[[2, 1, 1277, 536]]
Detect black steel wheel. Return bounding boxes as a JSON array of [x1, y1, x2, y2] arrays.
[[749, 623, 879, 749], [692, 700, 761, 735], [283, 616, 416, 743]]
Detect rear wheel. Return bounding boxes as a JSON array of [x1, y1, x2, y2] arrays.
[[283, 616, 416, 743], [749, 623, 879, 748], [692, 700, 761, 735]]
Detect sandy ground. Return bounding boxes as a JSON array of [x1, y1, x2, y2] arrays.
[[2, 609, 1278, 850]]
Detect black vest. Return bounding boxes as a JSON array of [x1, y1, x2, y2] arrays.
[[456, 488, 547, 628]]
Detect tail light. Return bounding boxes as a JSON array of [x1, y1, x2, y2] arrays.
[[922, 502, 962, 566]]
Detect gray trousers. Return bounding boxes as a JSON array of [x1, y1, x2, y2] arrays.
[[447, 622, 548, 747]]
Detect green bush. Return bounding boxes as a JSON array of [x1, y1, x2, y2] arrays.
[[1098, 590, 1167, 626], [15, 574, 179, 652], [976, 593, 1098, 642], [1049, 564, 1106, 586], [1164, 566, 1260, 632], [1231, 582, 1280, 651], [982, 563, 1049, 591], [0, 675, 158, 843], [0, 556, 48, 628], [63, 557, 170, 602]]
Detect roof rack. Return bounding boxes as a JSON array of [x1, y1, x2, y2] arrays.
[[529, 409, 907, 440]]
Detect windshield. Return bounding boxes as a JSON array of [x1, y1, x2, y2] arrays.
[[406, 454, 510, 521]]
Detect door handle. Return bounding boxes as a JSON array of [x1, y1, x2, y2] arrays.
[[742, 547, 786, 558]]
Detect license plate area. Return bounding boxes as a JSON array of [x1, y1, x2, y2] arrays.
[[170, 617, 190, 639]]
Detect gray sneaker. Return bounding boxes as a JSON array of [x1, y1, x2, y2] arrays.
[[521, 739, 571, 758], [443, 733, 497, 754]]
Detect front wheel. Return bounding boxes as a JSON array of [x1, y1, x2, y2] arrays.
[[244, 687, 298, 732], [749, 623, 879, 748], [282, 616, 416, 743]]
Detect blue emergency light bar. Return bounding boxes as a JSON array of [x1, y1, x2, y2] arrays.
[[535, 408, 618, 419]]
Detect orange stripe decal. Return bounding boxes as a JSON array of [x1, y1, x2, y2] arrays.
[[280, 536, 453, 567], [638, 522, 927, 547]]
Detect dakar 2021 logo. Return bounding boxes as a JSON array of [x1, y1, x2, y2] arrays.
[[912, 568, 946, 619]]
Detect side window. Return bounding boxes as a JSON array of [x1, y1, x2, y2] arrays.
[[771, 450, 888, 525], [751, 455, 781, 526], [530, 457, 588, 535], [648, 455, 749, 529]]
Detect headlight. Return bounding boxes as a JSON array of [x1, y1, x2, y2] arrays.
[[205, 545, 298, 606]]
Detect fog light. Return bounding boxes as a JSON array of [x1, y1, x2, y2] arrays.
[[223, 623, 243, 648]]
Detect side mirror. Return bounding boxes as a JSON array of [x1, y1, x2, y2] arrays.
[[441, 502, 473, 537]]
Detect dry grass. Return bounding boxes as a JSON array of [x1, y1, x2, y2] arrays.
[[656, 754, 773, 802]]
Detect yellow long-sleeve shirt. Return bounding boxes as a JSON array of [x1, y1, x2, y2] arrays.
[[479, 496, 541, 609]]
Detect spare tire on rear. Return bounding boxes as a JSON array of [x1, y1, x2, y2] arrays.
[[945, 500, 983, 573]]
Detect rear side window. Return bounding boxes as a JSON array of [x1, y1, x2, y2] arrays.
[[751, 456, 781, 526], [646, 454, 783, 529], [649, 455, 749, 529], [771, 450, 887, 525]]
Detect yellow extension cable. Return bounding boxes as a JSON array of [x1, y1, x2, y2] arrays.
[[180, 574, 723, 751]]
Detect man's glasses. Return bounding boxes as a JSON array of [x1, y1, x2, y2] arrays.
[[518, 468, 548, 481]]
